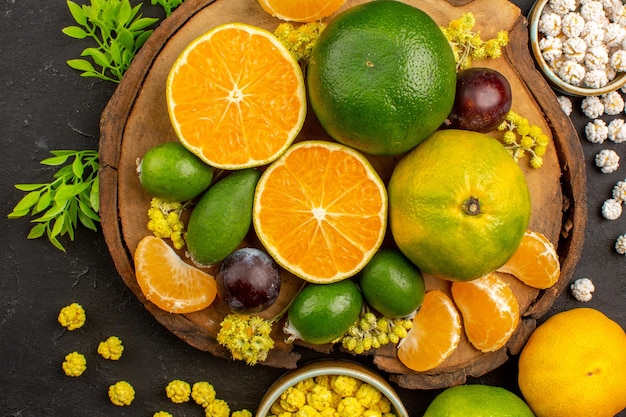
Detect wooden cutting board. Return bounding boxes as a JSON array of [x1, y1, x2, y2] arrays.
[[99, 0, 587, 389]]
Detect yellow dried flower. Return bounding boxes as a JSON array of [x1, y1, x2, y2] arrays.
[[58, 303, 86, 330], [108, 381, 135, 406], [166, 379, 191, 403], [98, 336, 124, 360], [62, 351, 86, 377]]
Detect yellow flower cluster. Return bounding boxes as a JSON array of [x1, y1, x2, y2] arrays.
[[440, 13, 509, 71], [166, 379, 191, 403], [147, 197, 186, 249], [58, 302, 86, 331], [160, 379, 249, 417], [153, 412, 173, 417], [108, 380, 135, 406], [497, 110, 550, 168], [334, 312, 412, 355], [274, 22, 326, 62], [62, 351, 87, 377], [269, 375, 396, 417], [97, 335, 124, 360], [217, 314, 275, 365]]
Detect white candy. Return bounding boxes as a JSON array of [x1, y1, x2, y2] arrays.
[[540, 36, 564, 62], [585, 44, 610, 70], [601, 90, 625, 114], [563, 36, 589, 62], [562, 12, 587, 37], [610, 49, 626, 72], [613, 180, 626, 201], [585, 69, 609, 87], [602, 198, 623, 219], [558, 60, 587, 85], [615, 233, 626, 254], [595, 149, 620, 173], [582, 95, 605, 118], [608, 118, 626, 142], [585, 119, 609, 143], [539, 12, 563, 37], [558, 95, 574, 115]]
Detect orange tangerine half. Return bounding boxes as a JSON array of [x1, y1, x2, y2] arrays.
[[257, 0, 346, 22], [497, 230, 560, 289], [451, 273, 520, 353], [166, 23, 306, 169], [397, 290, 462, 372], [253, 140, 387, 283], [134, 236, 217, 314]]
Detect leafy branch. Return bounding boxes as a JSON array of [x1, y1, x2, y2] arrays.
[[10, 0, 187, 251], [62, 0, 158, 83], [8, 150, 100, 252], [150, 0, 184, 17]]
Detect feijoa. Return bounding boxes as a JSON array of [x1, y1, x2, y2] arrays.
[[185, 168, 261, 266]]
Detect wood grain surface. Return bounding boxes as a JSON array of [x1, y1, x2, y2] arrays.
[[99, 0, 586, 389]]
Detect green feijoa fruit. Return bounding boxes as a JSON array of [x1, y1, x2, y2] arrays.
[[359, 248, 425, 318], [138, 142, 214, 202], [185, 168, 261, 265], [285, 280, 363, 344]]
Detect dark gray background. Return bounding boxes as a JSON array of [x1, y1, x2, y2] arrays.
[[1, 0, 625, 416]]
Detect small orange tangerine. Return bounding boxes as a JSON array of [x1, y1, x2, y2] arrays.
[[134, 236, 217, 314], [451, 273, 520, 353], [257, 0, 346, 22], [397, 290, 461, 372]]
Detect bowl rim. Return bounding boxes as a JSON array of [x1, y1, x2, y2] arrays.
[[255, 359, 409, 417], [528, 0, 626, 96]]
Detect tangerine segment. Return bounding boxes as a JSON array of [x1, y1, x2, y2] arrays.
[[257, 0, 346, 22], [451, 273, 520, 353], [166, 23, 306, 169], [253, 140, 387, 283], [497, 230, 560, 289], [397, 290, 462, 372], [134, 236, 217, 314]]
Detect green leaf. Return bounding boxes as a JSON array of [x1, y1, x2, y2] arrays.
[[35, 202, 67, 223], [81, 47, 111, 68], [62, 25, 88, 39], [12, 191, 41, 213], [78, 210, 98, 232], [27, 223, 47, 240], [7, 208, 30, 219], [90, 177, 100, 213], [67, 59, 97, 73], [116, 0, 132, 27], [78, 199, 100, 222], [129, 17, 158, 32], [135, 29, 153, 50], [14, 183, 45, 191], [34, 190, 53, 214], [66, 0, 88, 25], [48, 234, 67, 252], [41, 154, 72, 166], [72, 156, 85, 178], [50, 215, 66, 239], [108, 39, 122, 63], [117, 27, 135, 52]]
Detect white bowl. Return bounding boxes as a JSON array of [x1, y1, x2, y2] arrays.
[[528, 0, 626, 96], [256, 359, 409, 417]]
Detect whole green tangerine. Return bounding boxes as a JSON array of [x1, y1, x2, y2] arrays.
[[285, 280, 363, 345]]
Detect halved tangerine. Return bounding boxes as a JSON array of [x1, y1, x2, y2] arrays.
[[166, 23, 306, 169], [253, 140, 387, 283], [497, 230, 560, 289], [134, 236, 217, 314], [397, 290, 462, 372], [257, 0, 346, 22], [451, 273, 520, 353]]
